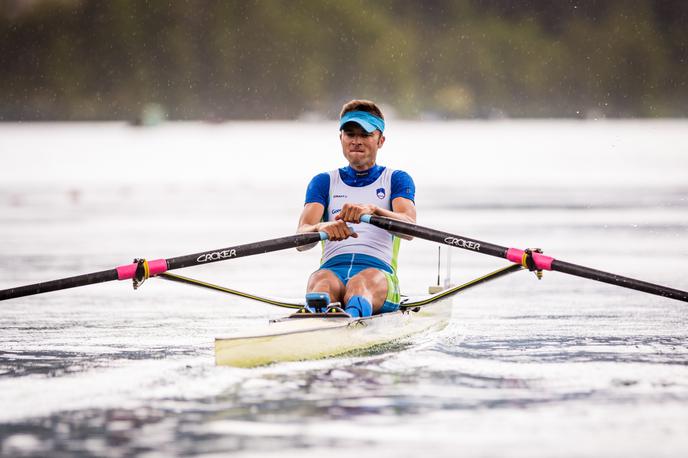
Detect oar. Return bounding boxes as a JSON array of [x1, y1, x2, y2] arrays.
[[361, 215, 688, 303], [0, 232, 328, 301]]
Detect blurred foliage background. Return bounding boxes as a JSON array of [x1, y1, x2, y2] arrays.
[[1, 0, 686, 120]]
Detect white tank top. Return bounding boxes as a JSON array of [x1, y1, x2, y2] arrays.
[[322, 167, 400, 271]]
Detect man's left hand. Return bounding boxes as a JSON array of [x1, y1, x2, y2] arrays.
[[335, 203, 377, 224]]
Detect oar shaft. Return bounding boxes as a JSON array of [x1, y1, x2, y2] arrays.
[[0, 269, 119, 301], [551, 259, 688, 302], [0, 232, 326, 301], [165, 233, 325, 270], [365, 214, 510, 258], [362, 215, 688, 303]]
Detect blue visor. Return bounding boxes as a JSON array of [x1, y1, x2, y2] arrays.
[[339, 111, 385, 133]]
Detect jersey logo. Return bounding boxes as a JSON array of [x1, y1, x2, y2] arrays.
[[333, 194, 347, 198], [376, 188, 386, 199]]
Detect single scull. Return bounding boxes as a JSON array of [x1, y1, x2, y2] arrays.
[[209, 264, 522, 367]]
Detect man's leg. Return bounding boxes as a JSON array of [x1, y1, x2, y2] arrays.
[[343, 268, 390, 315], [306, 269, 346, 305]]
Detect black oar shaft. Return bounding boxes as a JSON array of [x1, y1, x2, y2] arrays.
[[372, 214, 509, 258], [165, 233, 324, 270], [551, 260, 688, 302], [0, 232, 325, 301], [0, 269, 119, 301], [362, 215, 688, 303]]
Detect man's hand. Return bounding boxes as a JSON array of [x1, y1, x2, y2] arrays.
[[335, 203, 377, 224], [316, 220, 359, 241]]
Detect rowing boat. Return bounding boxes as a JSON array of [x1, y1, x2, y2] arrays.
[[214, 294, 451, 367], [211, 264, 523, 367]]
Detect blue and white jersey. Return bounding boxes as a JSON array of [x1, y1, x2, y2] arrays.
[[305, 165, 415, 272]]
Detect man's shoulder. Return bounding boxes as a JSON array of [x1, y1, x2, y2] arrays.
[[390, 169, 416, 201], [305, 173, 330, 205], [310, 171, 332, 180], [390, 169, 414, 183]]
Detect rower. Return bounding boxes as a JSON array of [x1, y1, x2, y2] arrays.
[[296, 99, 416, 317]]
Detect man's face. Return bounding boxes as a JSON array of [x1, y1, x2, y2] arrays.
[[340, 123, 385, 171]]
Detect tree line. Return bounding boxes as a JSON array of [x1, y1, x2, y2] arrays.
[[1, 0, 686, 120]]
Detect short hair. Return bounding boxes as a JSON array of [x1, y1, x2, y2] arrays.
[[339, 99, 384, 120]]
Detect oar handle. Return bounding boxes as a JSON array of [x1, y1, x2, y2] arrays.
[[0, 231, 329, 301], [361, 214, 688, 303]]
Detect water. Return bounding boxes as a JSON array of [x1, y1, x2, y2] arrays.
[[1, 120, 687, 457]]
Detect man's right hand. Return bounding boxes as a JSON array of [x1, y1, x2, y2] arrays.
[[316, 221, 358, 241]]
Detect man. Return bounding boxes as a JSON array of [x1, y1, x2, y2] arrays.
[[297, 99, 416, 317]]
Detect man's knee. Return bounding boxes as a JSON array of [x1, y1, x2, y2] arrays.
[[345, 269, 388, 306], [347, 268, 386, 289], [307, 269, 344, 299]]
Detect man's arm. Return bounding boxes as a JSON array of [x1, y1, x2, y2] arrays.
[[297, 202, 357, 251]]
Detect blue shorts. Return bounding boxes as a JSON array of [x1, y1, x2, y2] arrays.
[[318, 253, 400, 313]]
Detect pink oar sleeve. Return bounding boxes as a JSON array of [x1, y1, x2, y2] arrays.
[[506, 248, 554, 271], [116, 259, 168, 280]]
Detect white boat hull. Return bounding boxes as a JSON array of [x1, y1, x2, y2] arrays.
[[215, 298, 453, 367]]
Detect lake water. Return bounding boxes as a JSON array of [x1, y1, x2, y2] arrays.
[[1, 120, 687, 457]]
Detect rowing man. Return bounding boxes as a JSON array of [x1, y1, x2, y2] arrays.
[[297, 99, 416, 317]]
